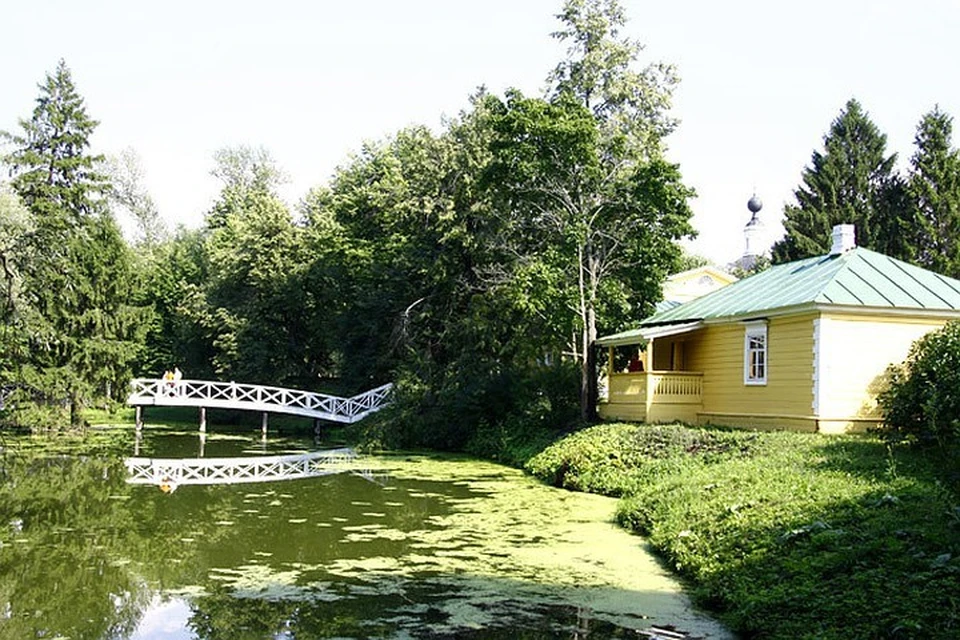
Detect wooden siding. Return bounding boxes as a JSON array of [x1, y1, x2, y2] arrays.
[[599, 402, 647, 422], [696, 412, 818, 432], [815, 313, 948, 433], [685, 313, 817, 422]]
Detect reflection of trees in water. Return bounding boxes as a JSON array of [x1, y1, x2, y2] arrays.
[[0, 454, 143, 637], [0, 448, 206, 638], [0, 441, 683, 639], [185, 580, 641, 639], [0, 441, 444, 638]]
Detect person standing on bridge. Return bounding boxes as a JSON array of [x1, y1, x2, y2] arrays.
[[173, 367, 183, 396]]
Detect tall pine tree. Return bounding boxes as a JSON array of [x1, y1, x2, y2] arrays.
[[2, 61, 149, 427], [908, 107, 960, 277], [772, 99, 903, 262]]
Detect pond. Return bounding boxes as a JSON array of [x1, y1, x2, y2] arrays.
[[0, 425, 731, 639]]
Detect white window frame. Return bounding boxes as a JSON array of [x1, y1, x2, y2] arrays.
[[743, 321, 768, 385]]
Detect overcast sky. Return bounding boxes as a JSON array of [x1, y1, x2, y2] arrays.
[[3, 0, 959, 264]]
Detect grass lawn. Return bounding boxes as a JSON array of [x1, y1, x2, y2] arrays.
[[526, 423, 960, 639]]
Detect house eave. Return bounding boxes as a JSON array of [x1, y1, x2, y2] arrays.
[[812, 303, 960, 319], [605, 300, 960, 347]]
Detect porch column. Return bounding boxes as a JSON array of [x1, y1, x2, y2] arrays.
[[607, 347, 614, 377], [644, 338, 656, 412], [644, 338, 654, 372]]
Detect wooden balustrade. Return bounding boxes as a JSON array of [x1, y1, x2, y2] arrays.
[[602, 371, 703, 423]]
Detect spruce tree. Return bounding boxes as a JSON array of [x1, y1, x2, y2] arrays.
[[908, 107, 960, 278], [2, 60, 148, 426], [772, 99, 901, 262]]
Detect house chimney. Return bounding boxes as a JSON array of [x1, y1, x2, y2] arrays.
[[830, 224, 856, 255]]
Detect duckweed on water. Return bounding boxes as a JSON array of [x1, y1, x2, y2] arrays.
[[0, 430, 731, 639]]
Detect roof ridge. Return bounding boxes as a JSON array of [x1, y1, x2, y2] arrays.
[[629, 246, 960, 330]]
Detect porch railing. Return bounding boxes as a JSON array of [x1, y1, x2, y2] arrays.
[[606, 371, 702, 405], [648, 372, 703, 400]]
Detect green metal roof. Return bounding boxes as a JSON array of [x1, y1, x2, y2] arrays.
[[600, 248, 960, 344]]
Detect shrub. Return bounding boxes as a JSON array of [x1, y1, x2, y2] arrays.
[[531, 424, 960, 637], [525, 422, 757, 496], [357, 359, 581, 460], [879, 319, 960, 447]]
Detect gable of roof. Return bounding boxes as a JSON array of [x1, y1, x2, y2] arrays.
[[661, 265, 738, 304], [639, 247, 960, 327], [664, 265, 738, 287]]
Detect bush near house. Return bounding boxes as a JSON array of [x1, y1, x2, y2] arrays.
[[526, 423, 960, 639], [879, 319, 960, 448]]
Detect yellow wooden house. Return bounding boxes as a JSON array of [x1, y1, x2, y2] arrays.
[[661, 265, 738, 304], [598, 225, 960, 433]]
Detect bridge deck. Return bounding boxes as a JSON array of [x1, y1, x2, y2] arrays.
[[127, 379, 391, 424]]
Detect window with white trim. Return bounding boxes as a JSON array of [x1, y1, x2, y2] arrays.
[[743, 322, 768, 385]]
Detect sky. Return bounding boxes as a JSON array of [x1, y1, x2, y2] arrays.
[[3, 0, 960, 264]]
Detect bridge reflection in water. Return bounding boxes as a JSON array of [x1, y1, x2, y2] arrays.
[[124, 448, 373, 491]]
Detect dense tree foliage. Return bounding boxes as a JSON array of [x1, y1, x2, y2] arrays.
[[485, 91, 692, 421], [2, 4, 696, 441], [772, 99, 906, 263], [1, 61, 149, 426], [907, 107, 960, 278], [526, 0, 691, 419], [879, 320, 960, 447], [309, 109, 576, 450], [0, 186, 35, 382]]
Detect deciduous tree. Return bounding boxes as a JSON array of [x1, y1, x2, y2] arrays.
[[485, 91, 694, 421], [103, 147, 167, 247], [548, 0, 678, 159]]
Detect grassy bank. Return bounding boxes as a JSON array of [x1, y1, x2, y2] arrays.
[[526, 423, 960, 639]]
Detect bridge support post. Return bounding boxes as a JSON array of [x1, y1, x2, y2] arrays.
[[261, 412, 268, 439], [199, 407, 207, 433], [135, 406, 144, 432]]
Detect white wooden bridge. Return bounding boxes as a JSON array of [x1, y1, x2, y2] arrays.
[[125, 448, 363, 490], [127, 378, 392, 432]]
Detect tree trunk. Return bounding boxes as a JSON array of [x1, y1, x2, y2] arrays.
[[578, 244, 599, 423], [580, 302, 599, 423], [69, 393, 80, 429]]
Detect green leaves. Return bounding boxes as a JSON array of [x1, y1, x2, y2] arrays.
[[484, 89, 694, 419], [773, 99, 903, 263], [549, 0, 678, 159], [908, 108, 960, 278], [879, 319, 960, 447], [2, 61, 148, 426]]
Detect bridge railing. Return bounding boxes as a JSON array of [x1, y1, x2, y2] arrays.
[[127, 378, 393, 423]]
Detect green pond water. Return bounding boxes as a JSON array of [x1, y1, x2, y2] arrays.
[[0, 426, 731, 639]]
